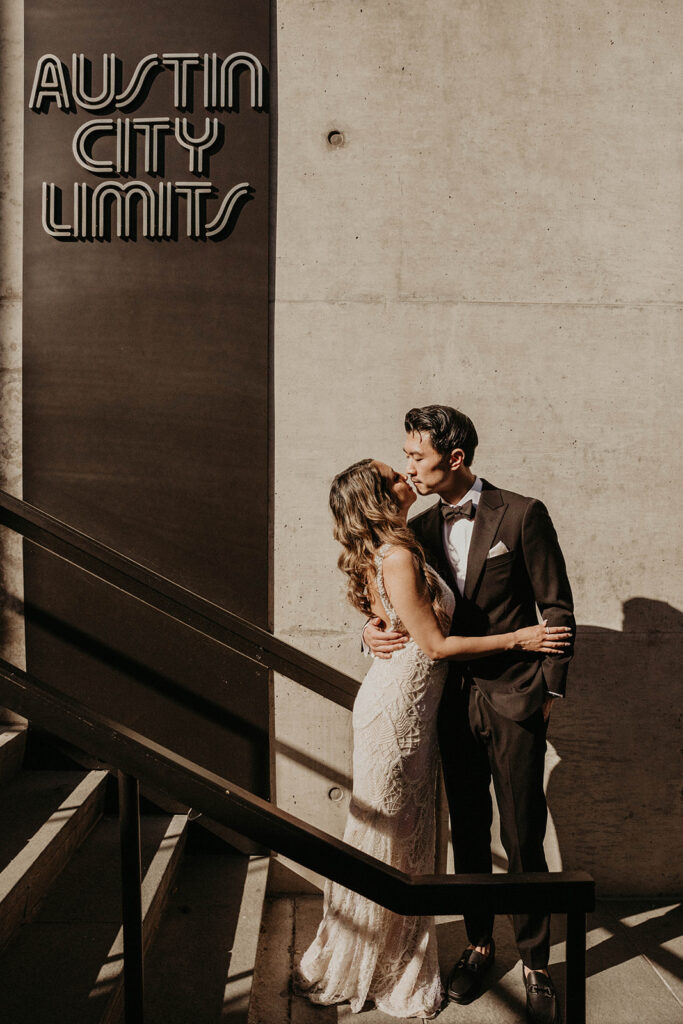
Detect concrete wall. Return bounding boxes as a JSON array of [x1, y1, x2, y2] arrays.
[[0, 0, 25, 701], [272, 1, 682, 895], [1, 1, 680, 893]]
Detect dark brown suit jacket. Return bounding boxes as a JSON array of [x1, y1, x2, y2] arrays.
[[410, 480, 575, 721]]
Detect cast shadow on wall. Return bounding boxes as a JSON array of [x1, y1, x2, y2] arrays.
[[440, 597, 682, 1005], [546, 598, 682, 898], [277, 598, 682, 900], [275, 598, 682, 901], [274, 598, 683, 996]]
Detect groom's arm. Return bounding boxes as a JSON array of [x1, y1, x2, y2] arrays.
[[362, 617, 409, 658], [521, 499, 575, 698]]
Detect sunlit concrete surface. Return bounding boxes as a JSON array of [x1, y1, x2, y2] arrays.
[[271, 0, 683, 897], [250, 894, 683, 1024]]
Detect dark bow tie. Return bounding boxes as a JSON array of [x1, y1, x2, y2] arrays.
[[440, 499, 476, 523]]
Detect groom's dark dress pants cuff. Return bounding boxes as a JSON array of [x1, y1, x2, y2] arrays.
[[438, 676, 551, 970]]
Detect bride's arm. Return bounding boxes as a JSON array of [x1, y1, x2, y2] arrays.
[[381, 546, 571, 661]]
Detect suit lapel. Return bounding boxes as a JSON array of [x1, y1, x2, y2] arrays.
[[417, 503, 448, 570], [413, 503, 460, 597], [464, 482, 507, 600]]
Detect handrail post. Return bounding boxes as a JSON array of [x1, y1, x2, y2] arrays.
[[118, 771, 145, 1024], [565, 910, 586, 1024]]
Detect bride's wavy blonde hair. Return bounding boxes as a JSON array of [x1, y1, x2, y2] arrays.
[[329, 459, 450, 631]]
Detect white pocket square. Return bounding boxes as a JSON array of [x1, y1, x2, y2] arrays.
[[487, 541, 510, 559]]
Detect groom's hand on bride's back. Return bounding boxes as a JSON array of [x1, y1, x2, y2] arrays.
[[363, 617, 409, 659]]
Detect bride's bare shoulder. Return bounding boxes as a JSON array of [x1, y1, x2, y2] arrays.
[[380, 545, 419, 572]]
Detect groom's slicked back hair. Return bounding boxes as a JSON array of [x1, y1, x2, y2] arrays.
[[404, 405, 479, 466]]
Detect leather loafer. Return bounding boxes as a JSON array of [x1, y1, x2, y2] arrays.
[[446, 939, 495, 1004], [523, 967, 561, 1024]]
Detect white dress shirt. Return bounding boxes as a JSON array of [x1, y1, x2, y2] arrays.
[[441, 476, 483, 596]]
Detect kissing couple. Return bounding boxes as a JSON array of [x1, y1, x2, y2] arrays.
[[295, 405, 575, 1023]]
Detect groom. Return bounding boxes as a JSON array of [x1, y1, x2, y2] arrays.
[[364, 405, 574, 1024]]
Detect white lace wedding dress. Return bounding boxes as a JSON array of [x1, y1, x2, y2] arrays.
[[295, 545, 455, 1019]]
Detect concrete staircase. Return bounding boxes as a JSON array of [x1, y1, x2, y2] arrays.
[[0, 723, 268, 1024], [2, 723, 681, 1024]]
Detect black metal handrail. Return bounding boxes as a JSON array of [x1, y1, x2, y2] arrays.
[[0, 656, 594, 918], [0, 491, 594, 1023], [0, 654, 592, 1024], [0, 489, 358, 710]]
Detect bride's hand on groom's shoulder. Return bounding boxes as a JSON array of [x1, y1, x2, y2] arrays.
[[363, 616, 410, 660]]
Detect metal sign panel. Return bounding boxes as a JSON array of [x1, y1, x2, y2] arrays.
[[23, 0, 271, 794]]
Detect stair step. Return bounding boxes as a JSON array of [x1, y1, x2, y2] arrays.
[[248, 890, 339, 1024], [0, 768, 107, 952], [248, 890, 294, 1024], [97, 812, 188, 1024], [223, 855, 270, 1022], [0, 810, 187, 1024], [0, 726, 27, 786], [143, 846, 268, 1024]]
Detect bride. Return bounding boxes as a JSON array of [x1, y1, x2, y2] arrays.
[[295, 459, 570, 1019]]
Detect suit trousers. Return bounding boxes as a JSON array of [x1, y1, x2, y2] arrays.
[[438, 676, 550, 969]]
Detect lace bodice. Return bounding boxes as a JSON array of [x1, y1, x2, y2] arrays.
[[373, 543, 404, 631]]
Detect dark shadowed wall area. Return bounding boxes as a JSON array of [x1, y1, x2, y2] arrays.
[[20, 0, 271, 791]]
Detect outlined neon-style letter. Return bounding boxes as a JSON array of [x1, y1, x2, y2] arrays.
[[41, 182, 73, 237], [174, 118, 220, 174], [92, 180, 156, 238], [116, 119, 133, 175], [72, 53, 117, 111], [116, 54, 160, 109], [29, 55, 72, 111], [219, 52, 263, 110], [161, 53, 201, 109], [72, 119, 117, 174], [132, 118, 173, 174], [205, 182, 250, 238], [174, 182, 214, 237], [156, 181, 174, 239], [72, 183, 89, 238], [203, 53, 218, 108]]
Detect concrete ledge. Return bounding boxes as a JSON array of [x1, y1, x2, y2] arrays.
[[0, 725, 27, 785], [94, 812, 189, 1024], [223, 854, 270, 1023], [0, 769, 107, 952], [248, 890, 296, 1024], [139, 842, 267, 1024]]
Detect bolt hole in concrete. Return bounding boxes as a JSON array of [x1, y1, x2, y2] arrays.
[[327, 129, 344, 147], [328, 787, 344, 802]]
